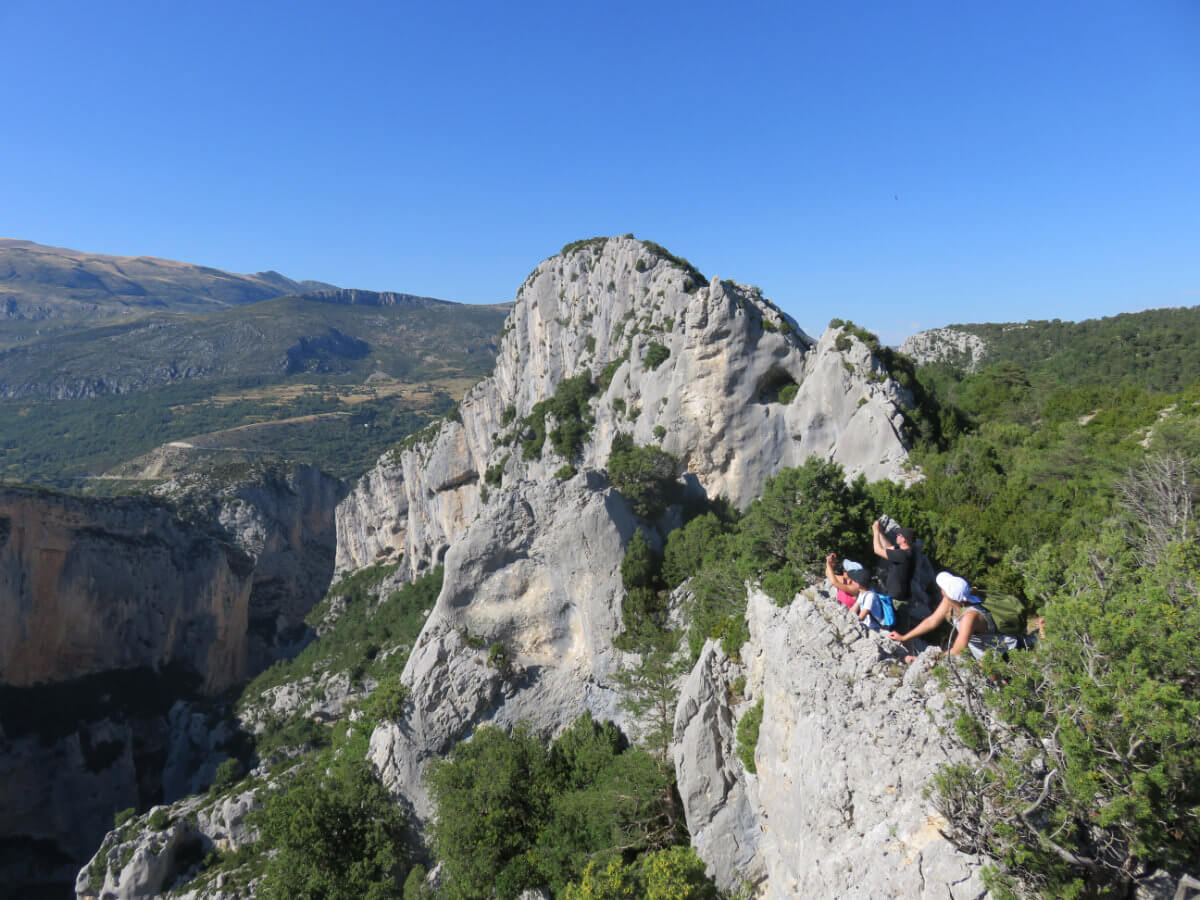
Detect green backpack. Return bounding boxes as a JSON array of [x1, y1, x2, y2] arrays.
[[978, 592, 1027, 636]]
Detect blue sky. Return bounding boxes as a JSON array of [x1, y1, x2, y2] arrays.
[[3, 0, 1197, 344]]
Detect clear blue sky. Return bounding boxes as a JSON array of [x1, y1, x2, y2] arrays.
[[4, 0, 1198, 344]]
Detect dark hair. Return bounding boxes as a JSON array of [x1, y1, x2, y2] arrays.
[[847, 568, 871, 587]]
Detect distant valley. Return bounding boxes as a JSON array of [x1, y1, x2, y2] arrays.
[[0, 240, 510, 487]]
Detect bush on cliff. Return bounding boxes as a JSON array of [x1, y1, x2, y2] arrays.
[[427, 713, 685, 899], [681, 457, 873, 656], [607, 433, 681, 519], [255, 754, 410, 899], [935, 526, 1200, 898]]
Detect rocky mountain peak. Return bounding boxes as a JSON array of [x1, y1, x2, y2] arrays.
[[489, 234, 803, 417], [336, 233, 914, 581]]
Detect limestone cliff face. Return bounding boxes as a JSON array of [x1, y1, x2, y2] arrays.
[[674, 587, 986, 898], [369, 473, 637, 823], [0, 466, 343, 693], [0, 488, 254, 692], [1, 465, 343, 899], [336, 236, 913, 577], [353, 238, 922, 845]]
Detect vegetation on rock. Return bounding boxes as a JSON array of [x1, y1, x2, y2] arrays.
[[428, 713, 691, 899]]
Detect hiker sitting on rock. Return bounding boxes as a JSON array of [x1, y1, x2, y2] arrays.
[[887, 572, 995, 662], [825, 553, 894, 631]]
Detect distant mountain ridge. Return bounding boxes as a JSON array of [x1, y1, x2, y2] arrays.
[[0, 240, 510, 486], [293, 288, 469, 309], [0, 238, 337, 322], [900, 305, 1200, 392]]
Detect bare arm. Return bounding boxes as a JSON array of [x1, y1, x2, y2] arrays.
[[889, 599, 950, 642], [872, 519, 893, 559], [825, 553, 856, 593]]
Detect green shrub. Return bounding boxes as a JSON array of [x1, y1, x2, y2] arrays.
[[777, 383, 799, 404], [255, 756, 410, 900], [428, 714, 681, 899], [361, 677, 410, 725], [599, 356, 627, 391], [662, 513, 727, 589], [644, 343, 670, 371], [147, 808, 170, 831], [653, 425, 666, 440], [554, 464, 577, 480], [736, 699, 764, 773], [211, 757, 242, 792], [607, 433, 681, 520], [487, 642, 514, 679], [485, 457, 507, 487], [403, 864, 431, 899], [114, 807, 136, 829], [521, 374, 597, 461], [935, 538, 1200, 897], [564, 847, 717, 899]]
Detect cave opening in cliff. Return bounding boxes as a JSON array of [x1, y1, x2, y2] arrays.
[[756, 368, 799, 405]]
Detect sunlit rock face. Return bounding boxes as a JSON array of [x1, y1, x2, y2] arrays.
[[336, 235, 912, 578], [0, 465, 342, 692], [346, 237, 918, 841], [674, 587, 987, 898]]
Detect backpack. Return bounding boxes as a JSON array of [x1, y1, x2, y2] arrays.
[[874, 593, 896, 628], [978, 592, 1027, 636]]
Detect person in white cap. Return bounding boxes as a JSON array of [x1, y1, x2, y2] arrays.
[[887, 571, 996, 661]]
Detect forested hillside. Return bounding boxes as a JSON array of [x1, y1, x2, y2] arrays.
[[908, 305, 1200, 393]]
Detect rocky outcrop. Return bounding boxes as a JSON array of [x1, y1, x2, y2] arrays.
[[899, 327, 988, 371], [0, 464, 343, 690], [369, 472, 636, 822], [345, 236, 926, 874], [1, 464, 343, 898], [76, 783, 265, 900], [70, 237, 945, 897], [336, 236, 914, 577], [674, 587, 986, 898]]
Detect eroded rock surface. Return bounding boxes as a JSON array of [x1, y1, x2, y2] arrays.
[[674, 586, 987, 899], [336, 236, 914, 578], [2, 464, 342, 898], [370, 473, 636, 822], [899, 327, 988, 371]]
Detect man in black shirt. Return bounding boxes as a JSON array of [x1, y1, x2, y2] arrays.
[[872, 518, 915, 604]]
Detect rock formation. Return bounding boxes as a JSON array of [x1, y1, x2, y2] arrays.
[[71, 236, 980, 898], [336, 236, 912, 577], [674, 587, 986, 898], [1, 464, 343, 898], [0, 465, 343, 689], [899, 327, 988, 372], [341, 238, 932, 870]]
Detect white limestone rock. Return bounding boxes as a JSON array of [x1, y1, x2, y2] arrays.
[[336, 236, 916, 578], [673, 641, 765, 890], [370, 472, 636, 823], [673, 587, 987, 899], [899, 327, 988, 372], [75, 784, 264, 900]]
